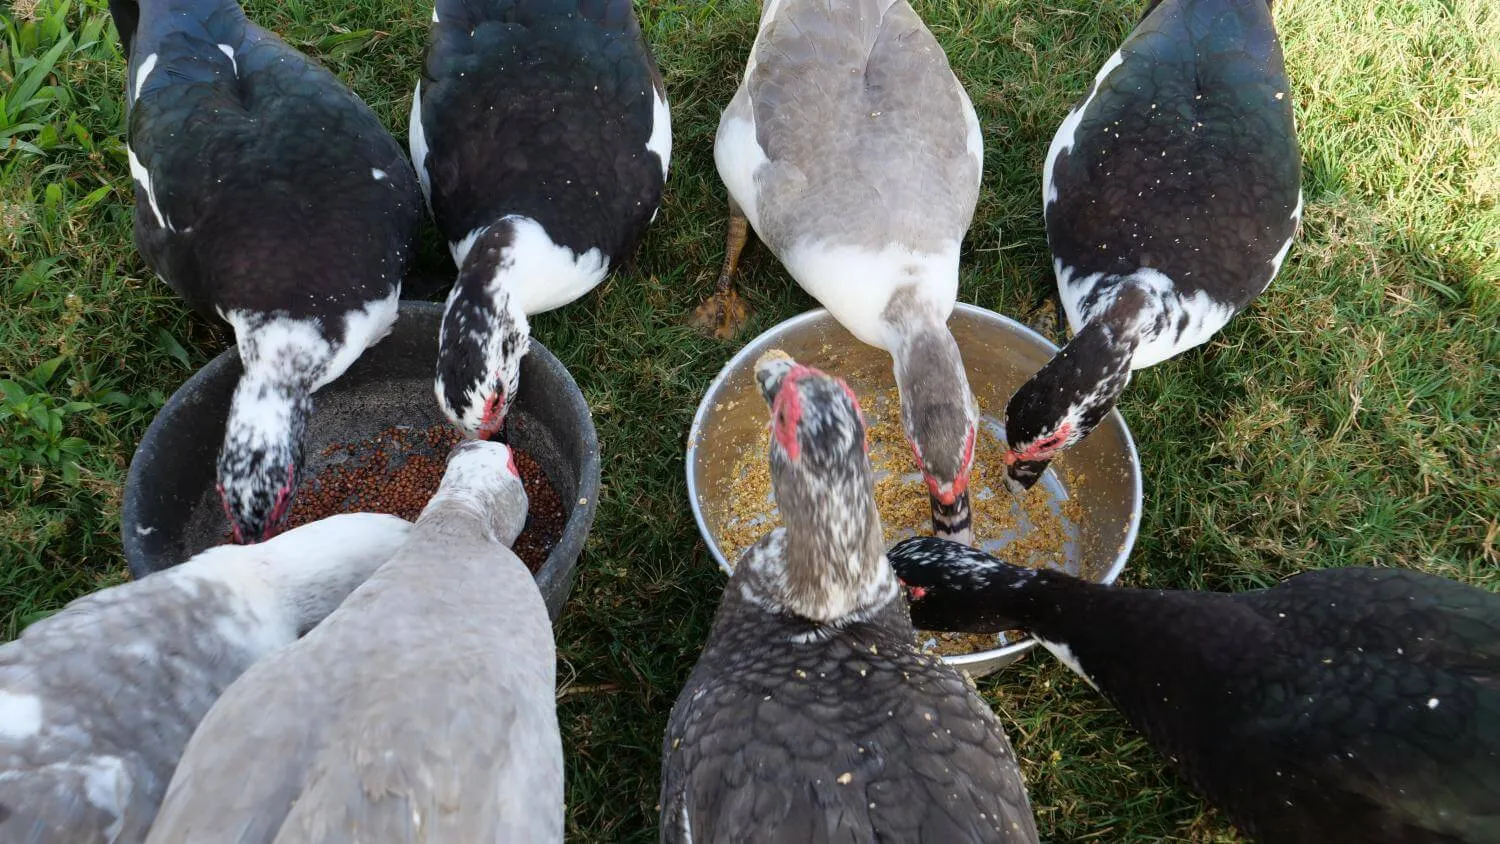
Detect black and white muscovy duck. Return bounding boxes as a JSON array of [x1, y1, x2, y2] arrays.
[[109, 0, 424, 542], [1002, 0, 1303, 492], [888, 536, 1500, 844], [659, 351, 1038, 844], [409, 0, 669, 440], [703, 0, 985, 544]]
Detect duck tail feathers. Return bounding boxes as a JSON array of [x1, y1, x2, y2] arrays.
[[108, 0, 140, 56]]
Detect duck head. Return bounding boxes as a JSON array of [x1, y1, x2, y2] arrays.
[[422, 439, 529, 545], [216, 376, 312, 543], [435, 227, 530, 442], [751, 350, 895, 623], [1003, 285, 1144, 492], [886, 292, 979, 545], [886, 535, 1045, 633]]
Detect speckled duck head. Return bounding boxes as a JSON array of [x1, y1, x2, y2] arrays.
[[216, 368, 315, 544], [1000, 289, 1142, 493], [748, 350, 898, 624], [887, 535, 1058, 634], [435, 226, 531, 443], [421, 439, 529, 546]]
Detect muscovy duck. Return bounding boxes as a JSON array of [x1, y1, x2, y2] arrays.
[[109, 0, 424, 540], [410, 0, 670, 440], [701, 0, 986, 545], [1002, 0, 1302, 491], [147, 441, 561, 843], [659, 352, 1038, 844], [0, 513, 410, 843], [889, 535, 1500, 844]]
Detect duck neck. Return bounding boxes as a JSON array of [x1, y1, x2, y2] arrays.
[[416, 479, 527, 549], [883, 290, 977, 484], [747, 466, 897, 626], [223, 372, 312, 459], [1015, 278, 1150, 449], [231, 522, 402, 636], [453, 221, 532, 344]]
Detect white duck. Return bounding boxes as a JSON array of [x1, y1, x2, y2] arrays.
[[700, 0, 985, 544], [0, 513, 410, 844], [146, 440, 562, 843]]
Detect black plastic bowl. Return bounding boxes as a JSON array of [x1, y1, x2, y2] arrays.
[[121, 301, 599, 621]]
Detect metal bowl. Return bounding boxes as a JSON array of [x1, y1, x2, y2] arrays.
[[122, 301, 600, 622], [686, 304, 1142, 677]]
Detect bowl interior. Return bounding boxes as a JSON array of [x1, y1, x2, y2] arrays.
[[687, 305, 1141, 668], [122, 301, 599, 621]]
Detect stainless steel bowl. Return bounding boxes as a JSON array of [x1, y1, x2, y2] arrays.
[[686, 304, 1142, 677]]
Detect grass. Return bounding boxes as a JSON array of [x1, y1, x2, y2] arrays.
[[1, 0, 1495, 839]]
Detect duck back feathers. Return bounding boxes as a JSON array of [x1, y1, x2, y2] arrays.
[[660, 580, 1036, 844], [116, 0, 422, 322], [729, 0, 980, 256], [416, 0, 667, 262], [1045, 0, 1300, 310]]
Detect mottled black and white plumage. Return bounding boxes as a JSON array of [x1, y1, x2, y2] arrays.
[[1003, 0, 1302, 491], [410, 0, 669, 440], [0, 514, 410, 844], [110, 0, 424, 541], [660, 352, 1037, 844], [889, 536, 1500, 844]]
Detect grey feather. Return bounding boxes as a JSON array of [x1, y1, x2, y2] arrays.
[[146, 441, 563, 844], [730, 0, 979, 253], [0, 513, 411, 844]]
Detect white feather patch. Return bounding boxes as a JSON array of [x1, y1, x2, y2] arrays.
[[408, 80, 433, 208], [960, 85, 983, 182], [1037, 638, 1098, 690], [778, 240, 959, 351], [126, 144, 172, 231], [216, 43, 237, 76], [646, 81, 672, 182], [1267, 189, 1305, 280], [132, 52, 158, 103], [1055, 264, 1237, 370], [0, 691, 43, 739], [713, 98, 769, 230], [483, 216, 608, 315], [219, 286, 398, 391]]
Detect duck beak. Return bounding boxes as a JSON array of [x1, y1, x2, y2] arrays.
[[930, 489, 973, 547], [1004, 458, 1047, 494]]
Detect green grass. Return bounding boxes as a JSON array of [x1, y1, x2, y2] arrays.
[[2, 0, 1496, 839]]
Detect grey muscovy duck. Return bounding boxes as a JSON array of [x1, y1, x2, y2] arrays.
[[659, 351, 1038, 844], [108, 0, 424, 541], [146, 440, 562, 843], [700, 0, 985, 545], [410, 0, 669, 441], [0, 513, 411, 844], [1001, 0, 1302, 491], [888, 536, 1500, 844]]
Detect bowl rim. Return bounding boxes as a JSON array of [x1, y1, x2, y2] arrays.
[[685, 303, 1143, 667], [121, 300, 602, 611]]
